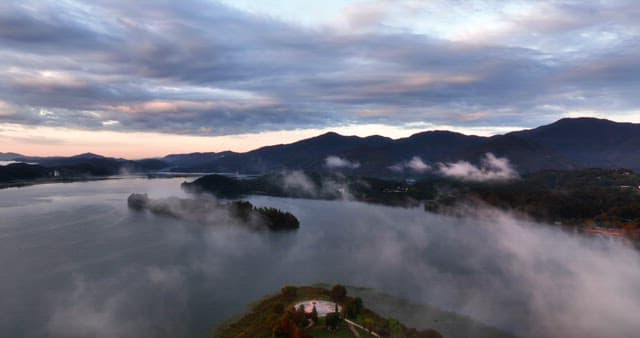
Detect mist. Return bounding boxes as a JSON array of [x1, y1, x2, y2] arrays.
[[281, 170, 318, 196], [127, 194, 245, 227], [1, 178, 639, 338], [437, 153, 518, 181], [388, 153, 516, 180], [325, 155, 360, 169], [390, 156, 431, 173], [278, 170, 356, 200]]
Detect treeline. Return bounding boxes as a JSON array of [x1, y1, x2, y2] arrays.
[[127, 194, 299, 231], [229, 200, 300, 231], [0, 162, 112, 188], [182, 172, 426, 206], [423, 169, 640, 227], [185, 169, 640, 228], [0, 163, 51, 182], [0, 156, 170, 189], [182, 172, 344, 199]]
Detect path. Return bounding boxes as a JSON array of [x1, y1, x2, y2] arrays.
[[344, 318, 382, 338], [347, 322, 361, 338]]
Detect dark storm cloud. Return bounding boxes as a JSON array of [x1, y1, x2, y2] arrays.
[[0, 0, 638, 135]]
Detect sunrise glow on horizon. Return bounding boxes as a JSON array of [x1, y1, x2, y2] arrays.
[[2, 0, 640, 157]]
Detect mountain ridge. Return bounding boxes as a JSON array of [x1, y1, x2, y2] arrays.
[[3, 117, 640, 175]]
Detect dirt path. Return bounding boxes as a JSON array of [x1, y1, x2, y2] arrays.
[[344, 318, 382, 338], [347, 322, 361, 338]]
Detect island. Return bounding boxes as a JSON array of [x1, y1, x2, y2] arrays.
[[127, 193, 299, 231]]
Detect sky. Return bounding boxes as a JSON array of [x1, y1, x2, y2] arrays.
[[1, 0, 639, 158]]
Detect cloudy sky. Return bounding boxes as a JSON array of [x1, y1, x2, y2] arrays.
[[1, 0, 639, 158]]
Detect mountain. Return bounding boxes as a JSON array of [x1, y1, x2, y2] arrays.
[[0, 152, 24, 161], [461, 134, 576, 173], [163, 152, 219, 164], [104, 117, 640, 174], [70, 152, 106, 159], [512, 117, 640, 169], [162, 151, 237, 172], [358, 131, 485, 174], [4, 117, 640, 177], [189, 117, 640, 175], [4, 153, 168, 176], [182, 132, 394, 174], [244, 132, 394, 171]]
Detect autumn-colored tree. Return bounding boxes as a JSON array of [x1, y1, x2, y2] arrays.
[[272, 310, 313, 338], [273, 312, 292, 337]]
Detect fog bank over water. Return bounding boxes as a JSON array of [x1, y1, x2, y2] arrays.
[[0, 178, 639, 337]]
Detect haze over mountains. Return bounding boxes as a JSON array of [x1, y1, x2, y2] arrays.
[[2, 117, 640, 178]]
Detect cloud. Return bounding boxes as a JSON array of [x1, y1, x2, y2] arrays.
[[0, 0, 639, 136], [0, 100, 16, 116], [325, 155, 360, 169], [390, 156, 431, 173], [437, 153, 518, 181]]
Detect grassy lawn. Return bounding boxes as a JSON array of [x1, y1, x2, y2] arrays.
[[352, 326, 377, 338], [307, 325, 354, 338], [307, 318, 378, 338]]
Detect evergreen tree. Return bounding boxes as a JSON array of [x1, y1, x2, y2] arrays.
[[331, 284, 347, 302]]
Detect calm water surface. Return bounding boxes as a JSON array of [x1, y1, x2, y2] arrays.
[[1, 178, 639, 338]]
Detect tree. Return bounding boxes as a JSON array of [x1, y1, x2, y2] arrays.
[[387, 318, 402, 338], [273, 311, 292, 337], [281, 286, 297, 300], [273, 302, 285, 314], [364, 318, 374, 332], [406, 328, 444, 338], [343, 297, 363, 319], [293, 304, 307, 326], [272, 310, 313, 338], [325, 312, 339, 330], [331, 284, 347, 302]]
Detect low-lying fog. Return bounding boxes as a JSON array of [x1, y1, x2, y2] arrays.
[[1, 178, 639, 338]]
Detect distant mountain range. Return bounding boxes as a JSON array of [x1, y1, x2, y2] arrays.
[[2, 117, 640, 177]]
